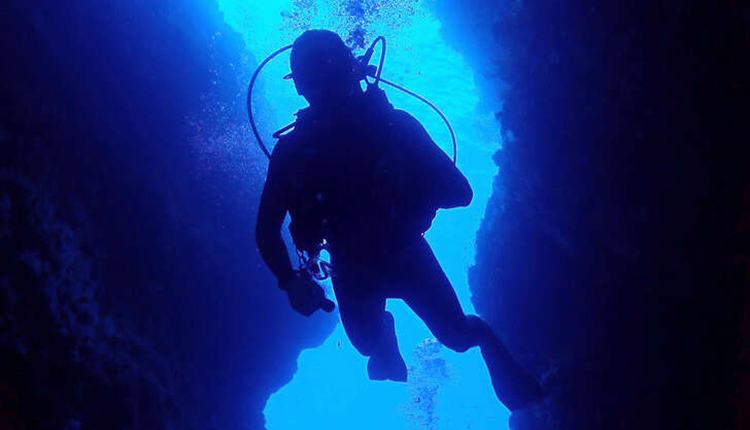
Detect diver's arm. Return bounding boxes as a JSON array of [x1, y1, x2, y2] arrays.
[[256, 178, 335, 314], [255, 143, 335, 315], [255, 154, 296, 288]]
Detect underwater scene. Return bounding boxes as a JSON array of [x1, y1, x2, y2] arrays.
[[220, 2, 505, 427], [1, 1, 748, 430]]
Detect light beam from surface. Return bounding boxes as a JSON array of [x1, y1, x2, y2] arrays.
[[216, 0, 507, 428]]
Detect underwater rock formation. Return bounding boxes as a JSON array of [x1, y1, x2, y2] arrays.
[[1, 1, 335, 428], [451, 1, 749, 429], [1, 176, 176, 429], [2, 0, 746, 428]]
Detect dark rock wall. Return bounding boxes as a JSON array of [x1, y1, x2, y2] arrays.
[[437, 0, 749, 429], [1, 1, 335, 429], [1, 176, 175, 429], [2, 0, 748, 428]]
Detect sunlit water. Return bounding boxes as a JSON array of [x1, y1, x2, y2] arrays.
[[216, 1, 507, 428]]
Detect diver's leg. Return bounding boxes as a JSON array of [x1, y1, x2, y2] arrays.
[[365, 310, 407, 382], [332, 275, 407, 382], [399, 238, 544, 410]]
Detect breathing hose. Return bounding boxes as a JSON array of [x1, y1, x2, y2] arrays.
[[362, 36, 386, 86], [246, 37, 457, 165], [246, 44, 293, 160], [374, 75, 458, 164], [246, 36, 460, 283]]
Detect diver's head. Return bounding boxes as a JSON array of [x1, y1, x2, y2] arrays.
[[289, 29, 362, 108]]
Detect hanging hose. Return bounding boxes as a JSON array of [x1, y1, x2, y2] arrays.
[[246, 37, 458, 166], [247, 44, 292, 160], [247, 37, 460, 282], [374, 75, 458, 164], [361, 36, 386, 86]]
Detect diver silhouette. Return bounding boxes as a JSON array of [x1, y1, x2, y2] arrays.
[[255, 29, 544, 411]]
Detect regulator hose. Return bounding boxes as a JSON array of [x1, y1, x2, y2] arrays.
[[246, 37, 457, 165], [360, 36, 386, 86], [374, 75, 457, 164], [246, 44, 292, 160]]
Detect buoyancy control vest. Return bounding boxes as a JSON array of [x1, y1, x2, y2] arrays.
[[279, 85, 439, 255]]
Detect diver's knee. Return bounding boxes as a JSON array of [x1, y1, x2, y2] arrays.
[[342, 319, 380, 356], [438, 315, 491, 352], [436, 321, 474, 352], [466, 315, 494, 339], [349, 333, 379, 357], [440, 336, 473, 353], [346, 312, 397, 357]]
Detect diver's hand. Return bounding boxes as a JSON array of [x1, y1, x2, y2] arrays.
[[282, 274, 335, 316]]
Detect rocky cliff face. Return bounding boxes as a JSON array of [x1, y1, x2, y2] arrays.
[[0, 1, 335, 428], [2, 0, 747, 429], [1, 176, 178, 429], [448, 1, 749, 429]]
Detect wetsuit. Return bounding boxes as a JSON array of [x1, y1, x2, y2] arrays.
[[255, 87, 542, 411]]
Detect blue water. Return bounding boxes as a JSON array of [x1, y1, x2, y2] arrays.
[[216, 1, 507, 428]]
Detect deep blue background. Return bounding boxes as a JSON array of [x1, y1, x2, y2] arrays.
[[1, 1, 336, 428], [1, 0, 748, 429]]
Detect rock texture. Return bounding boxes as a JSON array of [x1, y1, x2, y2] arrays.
[[0, 1, 335, 428], [1, 176, 177, 429], [442, 0, 749, 429]]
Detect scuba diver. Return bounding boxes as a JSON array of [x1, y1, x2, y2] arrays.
[[255, 29, 544, 412]]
